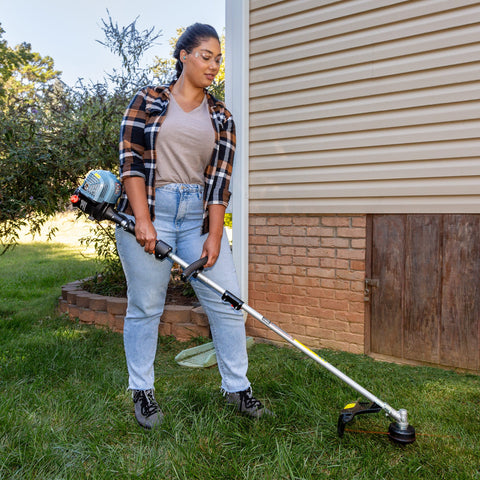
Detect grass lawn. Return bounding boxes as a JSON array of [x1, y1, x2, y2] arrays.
[[1, 232, 479, 479]]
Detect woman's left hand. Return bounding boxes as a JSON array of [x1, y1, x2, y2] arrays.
[[201, 204, 226, 268], [201, 233, 222, 268]]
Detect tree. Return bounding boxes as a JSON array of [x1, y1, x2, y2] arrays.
[[0, 25, 64, 250], [96, 10, 162, 93], [0, 25, 34, 100], [0, 15, 227, 256], [0, 15, 162, 252]]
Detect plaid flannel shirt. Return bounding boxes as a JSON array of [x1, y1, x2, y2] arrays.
[[117, 82, 236, 234]]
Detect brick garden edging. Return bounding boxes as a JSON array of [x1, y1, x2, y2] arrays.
[[58, 280, 210, 341]]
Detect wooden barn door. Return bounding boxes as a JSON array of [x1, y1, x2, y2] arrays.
[[367, 214, 480, 371]]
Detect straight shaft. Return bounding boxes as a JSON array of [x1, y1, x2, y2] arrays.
[[169, 251, 405, 425]]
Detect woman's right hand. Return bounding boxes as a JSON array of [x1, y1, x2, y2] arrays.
[[122, 177, 157, 254], [134, 217, 157, 254]]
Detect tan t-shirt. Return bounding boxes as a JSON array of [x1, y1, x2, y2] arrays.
[[155, 94, 215, 188]]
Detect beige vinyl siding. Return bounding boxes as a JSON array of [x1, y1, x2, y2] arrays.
[[249, 0, 480, 214]]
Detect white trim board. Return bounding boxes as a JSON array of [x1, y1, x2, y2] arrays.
[[226, 0, 249, 301]]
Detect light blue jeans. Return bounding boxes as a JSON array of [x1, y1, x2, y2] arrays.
[[115, 184, 250, 393]]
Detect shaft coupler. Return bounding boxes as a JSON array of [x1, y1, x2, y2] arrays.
[[222, 291, 244, 310], [155, 240, 173, 260]]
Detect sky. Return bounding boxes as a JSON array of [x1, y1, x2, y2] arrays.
[[1, 0, 225, 87]]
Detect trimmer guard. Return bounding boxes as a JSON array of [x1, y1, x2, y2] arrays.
[[337, 401, 382, 437]]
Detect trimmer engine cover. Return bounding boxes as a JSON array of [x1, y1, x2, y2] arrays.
[[71, 170, 122, 223], [77, 170, 122, 205]]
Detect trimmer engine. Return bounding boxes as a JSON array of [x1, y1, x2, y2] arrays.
[[70, 170, 135, 234], [70, 170, 121, 219]]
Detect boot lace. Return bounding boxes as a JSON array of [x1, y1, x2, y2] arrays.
[[134, 389, 159, 417], [239, 388, 263, 410]]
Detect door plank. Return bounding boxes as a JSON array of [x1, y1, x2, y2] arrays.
[[440, 215, 480, 370], [404, 215, 442, 363], [370, 215, 405, 357]]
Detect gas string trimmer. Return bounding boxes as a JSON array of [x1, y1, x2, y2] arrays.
[[71, 170, 416, 445]]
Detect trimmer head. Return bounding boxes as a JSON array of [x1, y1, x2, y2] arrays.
[[388, 421, 416, 445], [338, 401, 416, 444]]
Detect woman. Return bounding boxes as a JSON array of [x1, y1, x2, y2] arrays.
[[116, 23, 272, 429]]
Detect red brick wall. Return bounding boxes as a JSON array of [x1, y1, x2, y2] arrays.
[[247, 214, 367, 354]]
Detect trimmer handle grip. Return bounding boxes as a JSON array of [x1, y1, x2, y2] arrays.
[[111, 209, 172, 260], [182, 256, 208, 280]]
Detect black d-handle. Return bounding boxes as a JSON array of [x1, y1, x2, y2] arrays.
[[182, 256, 208, 280]]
